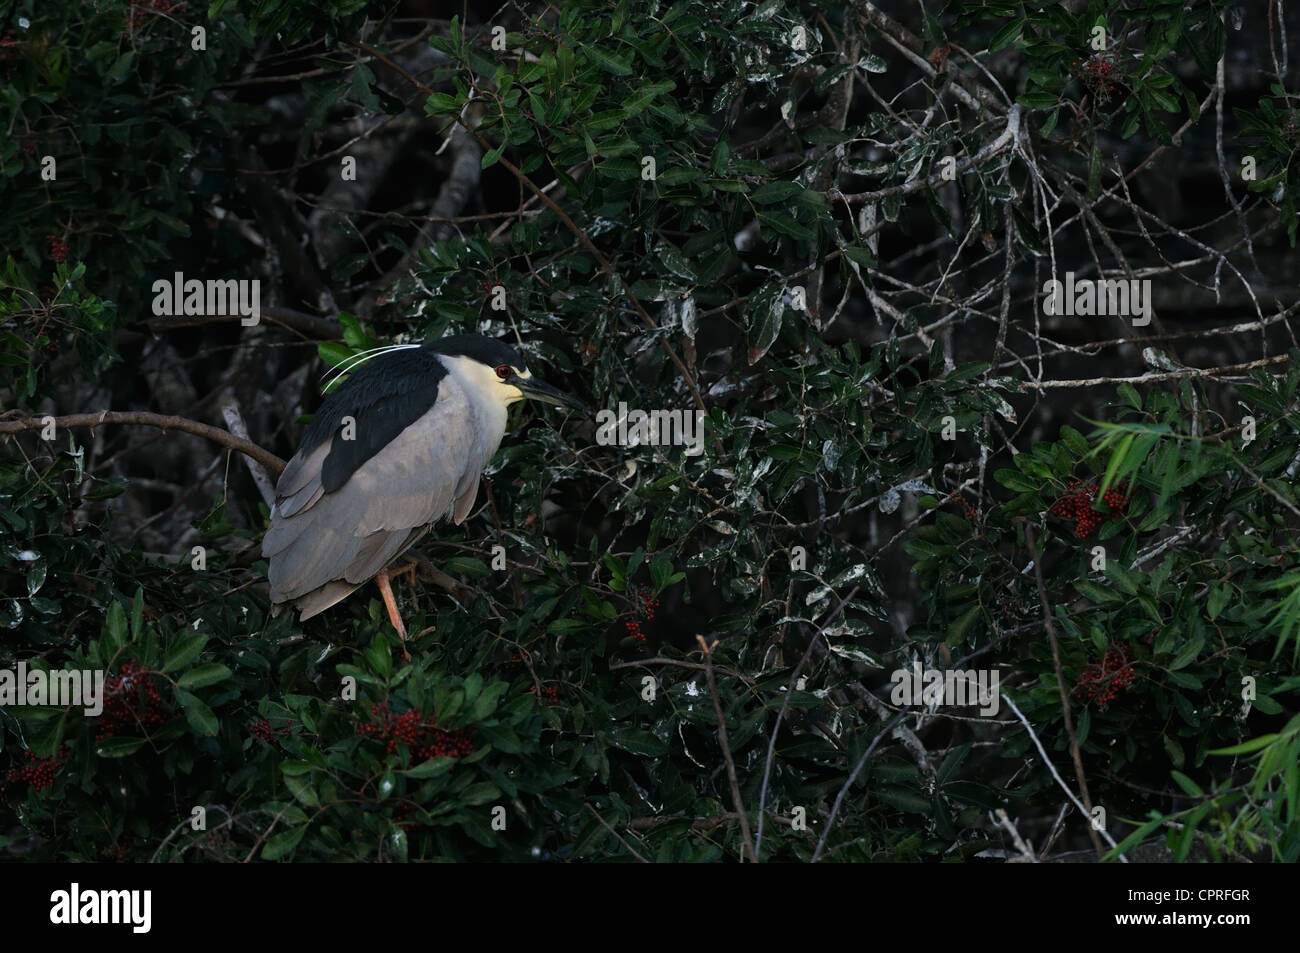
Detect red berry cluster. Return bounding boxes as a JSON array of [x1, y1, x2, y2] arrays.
[[2, 746, 70, 794], [248, 720, 287, 744], [48, 235, 68, 262], [40, 333, 62, 353], [623, 585, 660, 644], [1073, 54, 1121, 100], [528, 684, 559, 703], [391, 801, 419, 833], [355, 702, 474, 761], [97, 661, 170, 739], [20, 134, 37, 156], [1073, 645, 1137, 707], [943, 491, 980, 525], [1048, 479, 1130, 538]]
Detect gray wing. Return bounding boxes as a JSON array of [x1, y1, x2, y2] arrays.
[[263, 374, 489, 619]]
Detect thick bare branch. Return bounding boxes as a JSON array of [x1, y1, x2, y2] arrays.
[[0, 412, 286, 476]]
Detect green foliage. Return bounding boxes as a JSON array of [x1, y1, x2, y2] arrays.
[[1, 0, 1297, 863], [1236, 89, 1300, 245], [952, 0, 1232, 144]]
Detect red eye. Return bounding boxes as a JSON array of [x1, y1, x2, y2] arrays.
[[496, 365, 511, 379]]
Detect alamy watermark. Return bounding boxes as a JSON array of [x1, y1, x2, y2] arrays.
[[0, 662, 104, 716], [595, 402, 705, 456], [151, 271, 261, 326], [889, 662, 1000, 716], [1041, 271, 1151, 326], [50, 883, 151, 933]]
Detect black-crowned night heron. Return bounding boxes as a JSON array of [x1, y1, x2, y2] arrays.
[[262, 334, 585, 643]]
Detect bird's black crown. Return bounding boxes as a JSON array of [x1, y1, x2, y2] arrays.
[[425, 334, 526, 372]]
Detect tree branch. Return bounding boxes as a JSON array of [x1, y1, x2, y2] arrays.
[[220, 400, 279, 505], [0, 412, 286, 477], [1023, 522, 1105, 860], [696, 634, 757, 863], [145, 304, 342, 340], [1018, 354, 1289, 391]]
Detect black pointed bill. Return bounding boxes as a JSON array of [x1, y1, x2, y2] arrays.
[[514, 376, 588, 413]]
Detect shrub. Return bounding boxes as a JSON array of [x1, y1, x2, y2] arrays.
[[2, 0, 1297, 862]]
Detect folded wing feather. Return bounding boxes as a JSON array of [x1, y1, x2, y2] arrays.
[[264, 374, 485, 619]]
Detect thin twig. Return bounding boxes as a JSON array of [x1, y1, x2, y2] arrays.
[[696, 634, 757, 863], [1023, 523, 1105, 859], [1002, 695, 1127, 861], [242, 803, 292, 863], [608, 656, 756, 686], [221, 400, 278, 506], [754, 585, 860, 859], [811, 709, 909, 862], [1019, 354, 1288, 391], [994, 808, 1039, 862], [150, 804, 233, 862], [583, 803, 650, 862]]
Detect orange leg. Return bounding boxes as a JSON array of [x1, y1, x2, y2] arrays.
[[374, 567, 410, 659], [388, 559, 417, 586]]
